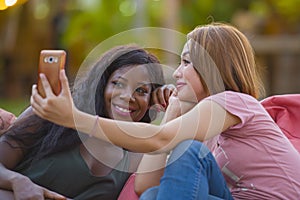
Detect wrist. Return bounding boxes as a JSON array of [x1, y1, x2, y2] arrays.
[[9, 172, 30, 190], [72, 109, 97, 137], [70, 107, 81, 129]]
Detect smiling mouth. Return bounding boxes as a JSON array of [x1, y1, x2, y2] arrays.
[[176, 83, 186, 89], [115, 105, 132, 113]]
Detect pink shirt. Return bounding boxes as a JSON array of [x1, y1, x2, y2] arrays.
[[206, 91, 300, 200]]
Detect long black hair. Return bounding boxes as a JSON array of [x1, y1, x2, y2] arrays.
[[2, 45, 165, 166]]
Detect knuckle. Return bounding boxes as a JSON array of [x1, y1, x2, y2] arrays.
[[45, 98, 56, 108]]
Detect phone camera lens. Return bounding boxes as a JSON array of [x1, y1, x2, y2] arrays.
[[44, 56, 57, 63], [48, 57, 54, 63]]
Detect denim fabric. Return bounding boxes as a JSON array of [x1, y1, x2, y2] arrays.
[[140, 140, 233, 200]]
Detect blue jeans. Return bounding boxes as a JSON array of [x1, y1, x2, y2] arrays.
[[140, 140, 233, 200]]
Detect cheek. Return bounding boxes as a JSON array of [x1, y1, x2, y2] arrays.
[[190, 75, 207, 101], [104, 85, 119, 100], [136, 95, 151, 111], [184, 68, 204, 101], [104, 87, 115, 111], [104, 90, 110, 105]]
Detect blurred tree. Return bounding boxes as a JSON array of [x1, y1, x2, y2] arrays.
[[1, 0, 300, 104], [61, 0, 249, 74]]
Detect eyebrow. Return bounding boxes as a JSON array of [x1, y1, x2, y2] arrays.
[[137, 82, 152, 87], [115, 76, 127, 82], [181, 51, 190, 57], [116, 76, 151, 86]]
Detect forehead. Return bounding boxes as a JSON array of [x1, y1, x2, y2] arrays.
[[181, 41, 190, 57], [110, 64, 151, 81]]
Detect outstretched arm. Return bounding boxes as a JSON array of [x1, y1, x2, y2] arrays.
[[31, 70, 240, 153], [134, 86, 180, 196]]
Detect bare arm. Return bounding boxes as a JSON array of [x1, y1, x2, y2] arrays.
[[31, 70, 241, 153], [0, 137, 26, 190], [134, 154, 167, 196], [134, 92, 196, 195]]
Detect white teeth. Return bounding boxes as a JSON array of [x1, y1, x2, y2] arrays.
[[115, 105, 131, 113]]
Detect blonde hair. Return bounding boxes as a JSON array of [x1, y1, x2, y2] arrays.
[[187, 22, 264, 99]]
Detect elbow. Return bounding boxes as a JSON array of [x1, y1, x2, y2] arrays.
[[134, 183, 144, 197], [146, 134, 171, 154], [134, 174, 155, 197], [134, 174, 146, 196]]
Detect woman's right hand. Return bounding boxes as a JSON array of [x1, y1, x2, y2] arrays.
[[11, 176, 66, 200], [162, 90, 197, 123], [30, 70, 77, 129]]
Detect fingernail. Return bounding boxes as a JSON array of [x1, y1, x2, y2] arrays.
[[156, 107, 160, 112]]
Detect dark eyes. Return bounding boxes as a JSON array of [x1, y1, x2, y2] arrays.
[[112, 81, 150, 95], [135, 87, 149, 95], [179, 59, 191, 66], [112, 81, 124, 88], [182, 59, 191, 65]]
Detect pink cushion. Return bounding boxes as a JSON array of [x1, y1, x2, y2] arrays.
[[118, 173, 139, 200], [261, 94, 300, 153]]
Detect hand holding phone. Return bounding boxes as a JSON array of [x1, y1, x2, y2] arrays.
[[37, 50, 66, 98]]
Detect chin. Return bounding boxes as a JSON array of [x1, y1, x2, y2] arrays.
[[178, 93, 195, 102]]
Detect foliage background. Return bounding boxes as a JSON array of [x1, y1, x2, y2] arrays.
[[1, 0, 300, 115]]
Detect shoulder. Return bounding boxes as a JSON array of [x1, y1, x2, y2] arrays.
[[205, 91, 259, 108], [204, 91, 266, 128]]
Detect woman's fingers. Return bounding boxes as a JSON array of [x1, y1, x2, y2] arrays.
[[30, 83, 54, 119], [152, 87, 166, 112], [39, 73, 55, 98], [43, 187, 67, 200], [163, 85, 175, 105], [59, 70, 73, 105], [31, 84, 44, 117], [152, 84, 175, 110], [60, 70, 70, 96], [152, 88, 164, 106], [31, 84, 43, 106], [30, 69, 76, 128], [159, 84, 175, 106]]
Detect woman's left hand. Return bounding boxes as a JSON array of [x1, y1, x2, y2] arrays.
[[30, 70, 76, 128], [0, 109, 16, 135], [151, 84, 175, 112]]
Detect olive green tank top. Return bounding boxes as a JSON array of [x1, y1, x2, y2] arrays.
[[14, 146, 131, 200]]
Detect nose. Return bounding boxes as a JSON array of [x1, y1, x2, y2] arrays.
[[120, 90, 135, 102], [173, 64, 182, 79]]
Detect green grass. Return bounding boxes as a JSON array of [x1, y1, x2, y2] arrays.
[[0, 98, 30, 116]]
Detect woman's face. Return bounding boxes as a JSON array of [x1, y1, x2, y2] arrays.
[[173, 42, 207, 103], [104, 65, 152, 122]]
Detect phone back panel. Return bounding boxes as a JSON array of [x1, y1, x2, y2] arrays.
[[38, 50, 66, 97]]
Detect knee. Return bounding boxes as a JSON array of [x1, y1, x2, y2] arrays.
[[176, 140, 209, 155]]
